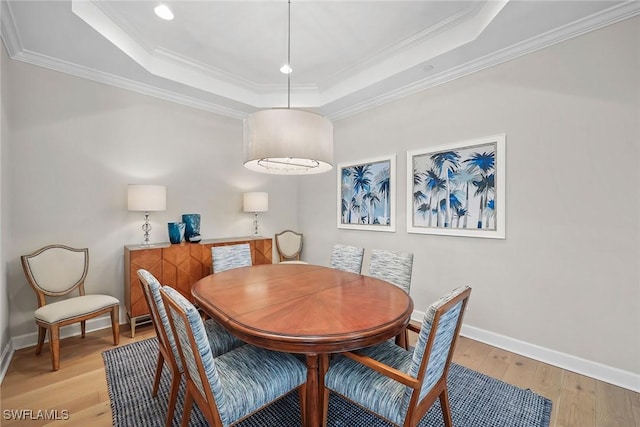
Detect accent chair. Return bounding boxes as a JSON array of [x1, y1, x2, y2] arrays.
[[275, 230, 307, 264], [20, 244, 120, 371]]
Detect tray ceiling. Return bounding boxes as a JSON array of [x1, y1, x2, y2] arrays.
[[2, 1, 638, 120]]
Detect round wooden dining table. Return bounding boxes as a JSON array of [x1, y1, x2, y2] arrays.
[[192, 263, 414, 427]]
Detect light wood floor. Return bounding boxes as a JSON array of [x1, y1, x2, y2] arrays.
[[1, 325, 638, 427]]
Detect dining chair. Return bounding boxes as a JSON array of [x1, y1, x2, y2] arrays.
[[322, 286, 472, 427], [20, 244, 120, 371], [212, 243, 252, 273], [137, 269, 245, 427], [275, 230, 307, 264], [329, 243, 364, 274], [369, 249, 414, 349], [159, 285, 307, 427]]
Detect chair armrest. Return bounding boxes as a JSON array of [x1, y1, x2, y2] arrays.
[[407, 323, 420, 334], [342, 351, 419, 389]]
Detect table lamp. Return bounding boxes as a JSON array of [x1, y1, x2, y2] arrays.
[[128, 184, 167, 247], [243, 192, 268, 238]]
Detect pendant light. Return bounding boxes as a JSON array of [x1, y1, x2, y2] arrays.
[[243, 0, 333, 175]]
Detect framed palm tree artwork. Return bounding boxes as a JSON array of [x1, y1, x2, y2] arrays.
[[337, 154, 396, 232], [407, 134, 505, 239]]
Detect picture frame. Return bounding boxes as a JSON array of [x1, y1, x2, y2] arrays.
[[407, 134, 505, 239], [338, 154, 396, 232]]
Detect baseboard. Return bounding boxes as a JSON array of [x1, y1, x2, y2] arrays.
[[411, 311, 640, 393], [0, 339, 15, 384], [10, 314, 123, 351]]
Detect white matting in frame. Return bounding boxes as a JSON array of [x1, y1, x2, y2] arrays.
[[338, 154, 396, 232], [407, 134, 505, 239]]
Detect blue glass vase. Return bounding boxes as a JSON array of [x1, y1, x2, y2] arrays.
[[167, 222, 186, 244], [182, 214, 201, 241]]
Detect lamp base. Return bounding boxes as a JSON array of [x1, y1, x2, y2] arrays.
[[252, 212, 262, 238]]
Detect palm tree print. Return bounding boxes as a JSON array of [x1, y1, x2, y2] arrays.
[[340, 159, 392, 226], [412, 142, 498, 231]]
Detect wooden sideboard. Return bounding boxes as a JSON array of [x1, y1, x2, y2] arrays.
[[124, 236, 272, 336]]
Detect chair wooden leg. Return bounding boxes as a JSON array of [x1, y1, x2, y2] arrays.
[[298, 384, 307, 425], [49, 325, 60, 371], [152, 351, 164, 397], [165, 369, 181, 427], [111, 306, 120, 345], [439, 388, 453, 427], [321, 387, 330, 427], [35, 326, 46, 355], [180, 390, 194, 427], [81, 320, 86, 338]]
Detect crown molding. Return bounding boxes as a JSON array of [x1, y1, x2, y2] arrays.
[[327, 1, 640, 121], [0, 0, 23, 57]]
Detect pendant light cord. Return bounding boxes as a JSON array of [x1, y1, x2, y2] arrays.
[[287, 0, 291, 109]]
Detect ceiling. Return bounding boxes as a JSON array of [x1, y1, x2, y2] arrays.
[[2, 1, 639, 121]]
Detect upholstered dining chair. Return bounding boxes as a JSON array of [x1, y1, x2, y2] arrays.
[[275, 230, 307, 264], [212, 243, 252, 273], [329, 243, 365, 274], [159, 285, 307, 427], [137, 270, 244, 427], [369, 249, 414, 349], [322, 286, 472, 427], [20, 244, 120, 371]]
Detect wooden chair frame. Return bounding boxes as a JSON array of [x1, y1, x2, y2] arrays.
[[21, 244, 119, 371], [322, 287, 471, 427], [138, 271, 181, 427], [275, 230, 304, 262]]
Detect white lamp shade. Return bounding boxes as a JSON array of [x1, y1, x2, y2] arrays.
[[243, 192, 268, 213], [243, 109, 333, 175], [127, 185, 167, 212]]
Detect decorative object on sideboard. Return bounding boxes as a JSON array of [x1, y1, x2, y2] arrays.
[[182, 213, 201, 242], [127, 185, 167, 247], [243, 192, 268, 238], [242, 0, 333, 175], [167, 222, 186, 244]]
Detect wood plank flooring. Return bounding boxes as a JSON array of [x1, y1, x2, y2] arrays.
[[1, 325, 638, 426]]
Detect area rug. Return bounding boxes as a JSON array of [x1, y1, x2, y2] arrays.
[[103, 338, 551, 427]]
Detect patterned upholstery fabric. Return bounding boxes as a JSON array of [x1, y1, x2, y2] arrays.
[[324, 286, 471, 426], [138, 270, 244, 366], [409, 287, 467, 401], [161, 286, 306, 427], [329, 244, 364, 274], [212, 244, 252, 273], [368, 249, 414, 293]]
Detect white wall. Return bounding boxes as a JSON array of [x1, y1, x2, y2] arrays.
[[4, 53, 299, 340], [0, 19, 11, 379], [299, 17, 640, 381]]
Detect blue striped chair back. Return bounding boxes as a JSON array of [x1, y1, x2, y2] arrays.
[[407, 286, 471, 403], [330, 244, 364, 274], [369, 249, 413, 293], [212, 243, 252, 273]]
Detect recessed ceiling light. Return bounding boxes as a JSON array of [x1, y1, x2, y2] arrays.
[[280, 64, 292, 74], [154, 5, 174, 21]]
